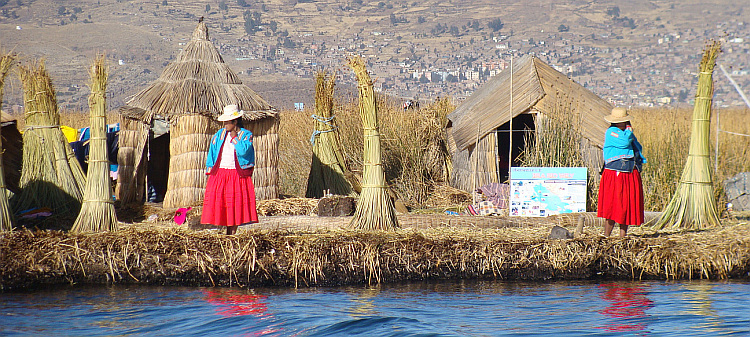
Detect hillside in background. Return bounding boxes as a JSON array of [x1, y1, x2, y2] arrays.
[[0, 0, 748, 112]]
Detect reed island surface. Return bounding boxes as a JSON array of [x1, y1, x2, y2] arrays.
[[2, 199, 749, 291]]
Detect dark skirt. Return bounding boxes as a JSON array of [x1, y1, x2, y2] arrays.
[[597, 168, 644, 226]]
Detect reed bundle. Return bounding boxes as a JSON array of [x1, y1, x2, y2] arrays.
[[2, 220, 749, 290], [15, 61, 85, 217], [306, 70, 353, 198], [0, 50, 14, 231], [655, 42, 722, 230], [72, 56, 118, 233], [347, 56, 398, 230]]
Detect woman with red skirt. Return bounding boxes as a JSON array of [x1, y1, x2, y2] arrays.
[[597, 107, 646, 237], [201, 104, 259, 235]]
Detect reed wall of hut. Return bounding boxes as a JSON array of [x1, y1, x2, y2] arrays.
[[114, 21, 279, 207], [116, 112, 149, 204], [163, 113, 214, 207], [448, 55, 611, 192], [246, 115, 280, 200]]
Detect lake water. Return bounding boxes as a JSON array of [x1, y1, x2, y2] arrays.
[[1, 280, 749, 336]]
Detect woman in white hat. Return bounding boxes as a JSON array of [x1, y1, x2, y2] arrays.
[[597, 107, 647, 237], [201, 104, 258, 235]]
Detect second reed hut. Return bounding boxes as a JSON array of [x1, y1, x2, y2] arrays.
[[116, 21, 279, 208], [447, 55, 612, 192]]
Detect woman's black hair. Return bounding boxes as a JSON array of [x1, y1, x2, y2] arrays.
[[232, 118, 244, 129]]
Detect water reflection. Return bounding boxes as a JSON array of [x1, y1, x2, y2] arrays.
[[598, 283, 654, 333], [347, 286, 381, 317], [202, 288, 269, 318], [681, 281, 727, 334]]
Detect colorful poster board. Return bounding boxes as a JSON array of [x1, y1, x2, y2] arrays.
[[509, 167, 587, 217]]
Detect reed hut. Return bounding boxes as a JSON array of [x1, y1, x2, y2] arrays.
[[116, 21, 279, 207], [1, 114, 22, 194], [447, 55, 612, 192]]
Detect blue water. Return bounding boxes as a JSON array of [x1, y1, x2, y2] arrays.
[[1, 280, 749, 336]]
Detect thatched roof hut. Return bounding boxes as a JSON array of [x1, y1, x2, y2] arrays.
[[1, 113, 22, 194], [116, 21, 279, 208], [447, 55, 612, 192]]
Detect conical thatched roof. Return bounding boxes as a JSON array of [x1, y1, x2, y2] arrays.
[[123, 21, 277, 123]]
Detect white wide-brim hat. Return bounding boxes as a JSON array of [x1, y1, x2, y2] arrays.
[[604, 107, 630, 123], [218, 104, 244, 122]]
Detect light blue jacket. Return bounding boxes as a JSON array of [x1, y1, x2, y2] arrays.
[[603, 126, 646, 171], [206, 128, 255, 173]]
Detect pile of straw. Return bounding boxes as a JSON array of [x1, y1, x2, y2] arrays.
[[15, 61, 85, 218], [347, 56, 398, 230], [2, 221, 749, 290], [256, 198, 319, 216], [656, 41, 722, 230], [72, 56, 118, 233], [423, 184, 472, 209], [0, 49, 14, 231], [305, 70, 353, 198]]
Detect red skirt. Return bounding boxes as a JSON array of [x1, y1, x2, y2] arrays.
[[201, 168, 258, 227], [597, 168, 644, 226]]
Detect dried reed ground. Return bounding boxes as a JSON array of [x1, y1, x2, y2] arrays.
[[2, 216, 749, 291]]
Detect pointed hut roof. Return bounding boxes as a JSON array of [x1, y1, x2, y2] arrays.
[[448, 55, 612, 151], [122, 21, 277, 124]]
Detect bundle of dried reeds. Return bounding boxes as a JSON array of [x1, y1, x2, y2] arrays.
[[347, 56, 399, 230], [0, 50, 15, 231], [15, 61, 85, 217], [305, 70, 353, 198], [655, 41, 722, 230], [72, 56, 117, 233]]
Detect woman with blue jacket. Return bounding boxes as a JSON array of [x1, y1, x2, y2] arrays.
[[201, 104, 258, 235], [597, 107, 647, 237]]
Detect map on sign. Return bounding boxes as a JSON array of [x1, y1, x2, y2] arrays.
[[509, 167, 588, 217]]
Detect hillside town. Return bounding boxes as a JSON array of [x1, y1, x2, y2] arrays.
[[0, 0, 748, 110], [215, 16, 749, 108]]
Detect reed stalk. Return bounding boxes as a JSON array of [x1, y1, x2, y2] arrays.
[[0, 50, 15, 231], [72, 56, 118, 232], [347, 56, 398, 230], [305, 70, 353, 198], [16, 61, 86, 217], [655, 41, 722, 230]]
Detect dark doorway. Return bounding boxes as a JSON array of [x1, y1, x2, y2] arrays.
[[496, 113, 535, 182], [147, 133, 170, 202]]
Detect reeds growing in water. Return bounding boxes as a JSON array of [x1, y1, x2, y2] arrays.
[[0, 49, 14, 231], [347, 56, 398, 230], [655, 41, 723, 229], [72, 56, 118, 233], [15, 61, 86, 218]]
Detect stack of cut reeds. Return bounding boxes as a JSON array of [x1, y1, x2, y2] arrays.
[[72, 56, 118, 232], [16, 61, 86, 217], [305, 70, 353, 198], [347, 56, 399, 230], [0, 50, 14, 231], [655, 41, 722, 230]]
